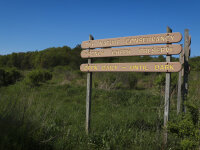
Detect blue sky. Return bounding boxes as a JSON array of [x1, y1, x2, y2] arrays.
[[0, 0, 199, 56]]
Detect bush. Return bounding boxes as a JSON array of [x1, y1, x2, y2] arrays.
[[0, 68, 22, 86], [154, 73, 178, 95], [127, 73, 138, 89], [154, 73, 165, 89], [26, 69, 52, 86], [168, 102, 200, 150]]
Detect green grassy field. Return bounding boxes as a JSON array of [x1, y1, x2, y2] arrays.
[[0, 66, 199, 150]]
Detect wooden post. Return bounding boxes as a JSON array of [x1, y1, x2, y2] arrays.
[[177, 45, 183, 114], [182, 29, 190, 113], [86, 34, 94, 134], [163, 26, 172, 146]]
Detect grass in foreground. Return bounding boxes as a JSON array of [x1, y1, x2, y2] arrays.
[[0, 70, 199, 150]]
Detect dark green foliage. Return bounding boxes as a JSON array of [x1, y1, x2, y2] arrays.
[[154, 73, 166, 88], [0, 68, 22, 86], [157, 55, 165, 62], [25, 69, 52, 86], [93, 72, 139, 90], [154, 73, 178, 95], [186, 103, 199, 125], [189, 56, 200, 71], [168, 102, 200, 149], [0, 45, 84, 70]]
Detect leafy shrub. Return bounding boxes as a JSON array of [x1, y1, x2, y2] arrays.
[[127, 73, 138, 89], [154, 73, 165, 89], [26, 69, 52, 86], [154, 73, 178, 95], [0, 68, 22, 86], [95, 72, 138, 90], [168, 102, 200, 149]]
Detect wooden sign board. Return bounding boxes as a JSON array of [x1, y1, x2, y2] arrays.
[[80, 62, 181, 72], [81, 44, 182, 58], [81, 32, 182, 49]]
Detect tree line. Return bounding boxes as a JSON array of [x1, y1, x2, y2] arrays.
[[0, 45, 199, 71], [0, 45, 85, 70]]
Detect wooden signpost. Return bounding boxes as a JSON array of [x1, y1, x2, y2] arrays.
[[177, 29, 191, 115], [182, 29, 191, 113], [80, 27, 191, 146], [163, 26, 172, 146], [177, 46, 184, 114], [85, 35, 94, 135]]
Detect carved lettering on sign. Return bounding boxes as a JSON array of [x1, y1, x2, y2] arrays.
[[81, 45, 182, 58], [81, 33, 182, 49], [129, 65, 149, 71], [80, 62, 181, 72]]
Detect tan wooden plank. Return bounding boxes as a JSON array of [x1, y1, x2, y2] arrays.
[[81, 44, 182, 58], [81, 32, 182, 49], [80, 62, 181, 72]]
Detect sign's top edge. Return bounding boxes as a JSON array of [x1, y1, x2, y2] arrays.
[[83, 32, 181, 42], [81, 32, 182, 49]]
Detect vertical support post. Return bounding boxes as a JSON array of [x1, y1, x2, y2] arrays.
[[86, 34, 94, 134], [163, 26, 172, 146], [182, 29, 190, 113], [177, 45, 183, 114]]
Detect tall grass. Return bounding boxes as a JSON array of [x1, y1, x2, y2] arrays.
[[0, 69, 198, 149]]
